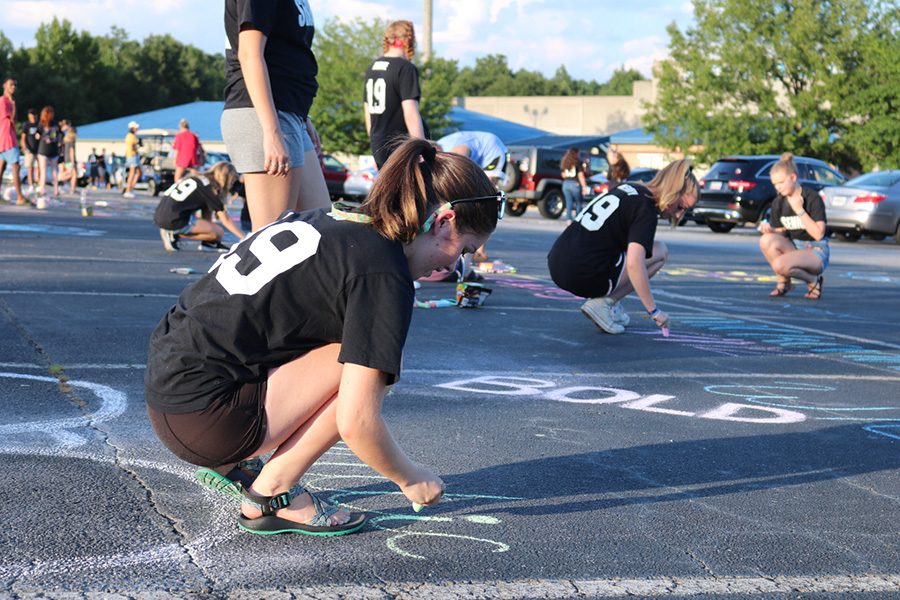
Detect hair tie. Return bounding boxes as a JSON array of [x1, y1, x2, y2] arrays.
[[391, 39, 407, 48], [423, 145, 437, 163]]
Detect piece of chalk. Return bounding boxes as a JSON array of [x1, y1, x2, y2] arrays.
[[661, 326, 670, 337], [412, 502, 424, 512]]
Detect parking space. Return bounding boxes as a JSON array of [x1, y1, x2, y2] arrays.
[[1, 195, 898, 598]]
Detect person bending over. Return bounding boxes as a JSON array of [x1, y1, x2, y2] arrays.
[[548, 159, 698, 334], [758, 152, 828, 300], [154, 161, 246, 252], [144, 138, 504, 536]]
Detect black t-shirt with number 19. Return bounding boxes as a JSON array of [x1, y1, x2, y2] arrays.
[[144, 209, 415, 414], [548, 183, 658, 298], [154, 176, 225, 231], [364, 56, 423, 166]]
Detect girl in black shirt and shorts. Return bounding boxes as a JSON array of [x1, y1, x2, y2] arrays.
[[145, 138, 504, 536], [758, 152, 829, 299], [221, 0, 331, 231], [548, 159, 699, 335]]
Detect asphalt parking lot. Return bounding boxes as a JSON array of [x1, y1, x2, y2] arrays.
[[1, 190, 898, 599]]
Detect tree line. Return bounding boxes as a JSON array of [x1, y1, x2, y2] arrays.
[[3, 2, 896, 172], [643, 0, 899, 171]]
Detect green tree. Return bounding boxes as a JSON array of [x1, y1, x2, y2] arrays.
[[643, 0, 892, 171], [419, 56, 459, 140], [451, 54, 515, 96], [312, 17, 386, 155], [598, 67, 644, 96], [834, 4, 899, 168]]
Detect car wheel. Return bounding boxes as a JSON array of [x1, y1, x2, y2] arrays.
[[538, 188, 564, 219], [499, 161, 520, 193], [840, 231, 861, 242], [895, 223, 900, 245], [707, 221, 736, 233], [506, 201, 527, 217]]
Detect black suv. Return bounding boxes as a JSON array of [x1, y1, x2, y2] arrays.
[[693, 155, 846, 233], [503, 145, 609, 219]]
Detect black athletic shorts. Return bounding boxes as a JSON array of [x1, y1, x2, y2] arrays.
[[147, 380, 268, 468], [549, 251, 626, 299]]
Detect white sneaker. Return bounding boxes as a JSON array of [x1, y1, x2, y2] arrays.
[[609, 300, 630, 326], [123, 192, 135, 199], [581, 297, 625, 334], [159, 229, 180, 252]]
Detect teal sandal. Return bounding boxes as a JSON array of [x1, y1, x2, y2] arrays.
[[237, 485, 367, 536], [195, 458, 265, 502]]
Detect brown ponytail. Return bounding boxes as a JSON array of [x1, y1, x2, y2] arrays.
[[360, 137, 499, 243]]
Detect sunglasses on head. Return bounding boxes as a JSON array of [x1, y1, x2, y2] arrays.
[[420, 191, 507, 233]]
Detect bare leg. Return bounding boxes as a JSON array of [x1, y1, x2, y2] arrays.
[[609, 241, 668, 302], [37, 155, 48, 195], [244, 170, 294, 231], [292, 148, 331, 212], [759, 233, 796, 290], [241, 343, 352, 525], [180, 219, 225, 242], [11, 163, 22, 203], [773, 249, 823, 286], [174, 166, 185, 181]]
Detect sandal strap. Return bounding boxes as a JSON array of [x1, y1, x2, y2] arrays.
[[306, 490, 343, 527], [241, 484, 305, 517]]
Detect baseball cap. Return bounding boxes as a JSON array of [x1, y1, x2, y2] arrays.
[[128, 121, 140, 130]]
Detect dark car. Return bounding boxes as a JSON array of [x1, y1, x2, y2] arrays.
[[321, 154, 349, 201], [820, 170, 900, 243], [694, 155, 846, 233], [587, 167, 659, 196], [504, 146, 609, 219]]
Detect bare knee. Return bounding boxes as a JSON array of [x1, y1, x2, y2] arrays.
[[653, 241, 668, 262]]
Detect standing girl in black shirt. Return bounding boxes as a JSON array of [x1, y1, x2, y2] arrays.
[[758, 152, 829, 299], [221, 0, 331, 232], [548, 159, 698, 334], [145, 138, 504, 536]]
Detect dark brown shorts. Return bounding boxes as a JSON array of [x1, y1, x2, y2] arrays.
[[147, 380, 268, 468]]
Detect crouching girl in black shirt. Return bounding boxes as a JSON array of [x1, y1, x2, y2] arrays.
[[548, 159, 698, 335], [145, 138, 503, 536]]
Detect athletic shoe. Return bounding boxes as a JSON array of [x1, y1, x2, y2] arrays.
[[198, 240, 230, 253], [122, 192, 135, 199], [609, 299, 630, 326], [581, 297, 625, 334], [159, 229, 180, 252]]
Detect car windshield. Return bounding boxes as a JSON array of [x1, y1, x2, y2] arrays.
[[845, 171, 900, 188], [705, 160, 757, 180]]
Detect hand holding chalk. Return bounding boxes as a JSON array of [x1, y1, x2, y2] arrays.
[[412, 502, 425, 512], [661, 326, 670, 337]]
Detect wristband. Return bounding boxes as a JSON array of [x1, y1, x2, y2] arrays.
[[647, 307, 660, 317], [797, 210, 806, 217]]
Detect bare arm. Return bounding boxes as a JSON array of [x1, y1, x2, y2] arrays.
[[237, 28, 289, 177], [336, 363, 443, 505], [400, 99, 425, 139], [363, 104, 371, 137], [215, 209, 246, 241], [626, 242, 655, 313]]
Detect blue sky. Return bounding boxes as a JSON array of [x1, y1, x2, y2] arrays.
[[3, 0, 696, 83]]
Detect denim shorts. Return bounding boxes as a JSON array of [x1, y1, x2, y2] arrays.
[[171, 214, 198, 236], [125, 155, 140, 168], [793, 239, 830, 270], [221, 107, 313, 173], [0, 146, 20, 163]]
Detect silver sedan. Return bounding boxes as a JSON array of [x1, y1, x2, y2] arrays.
[[820, 170, 900, 243]]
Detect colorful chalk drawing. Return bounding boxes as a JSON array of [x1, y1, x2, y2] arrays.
[[661, 267, 778, 283], [0, 372, 520, 577], [0, 223, 105, 237], [304, 448, 522, 560], [488, 276, 579, 301]]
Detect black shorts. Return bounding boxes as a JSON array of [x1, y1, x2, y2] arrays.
[[147, 380, 268, 468], [549, 251, 626, 299]]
